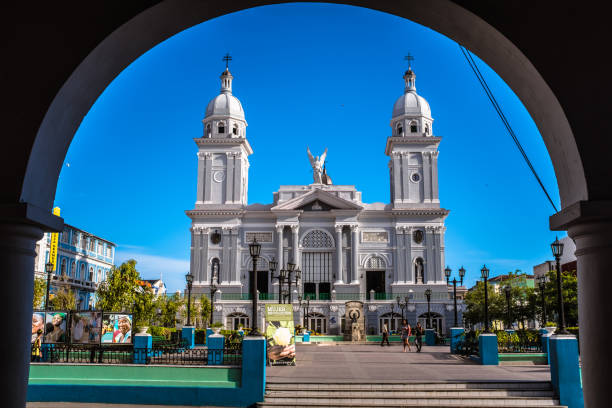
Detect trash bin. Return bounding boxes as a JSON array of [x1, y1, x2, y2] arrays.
[[303, 331, 310, 343]]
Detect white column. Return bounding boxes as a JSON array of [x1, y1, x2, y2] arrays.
[[425, 227, 434, 283], [0, 222, 44, 407], [405, 227, 412, 283], [189, 227, 196, 281], [291, 225, 299, 267], [201, 228, 209, 283], [230, 227, 239, 283], [431, 151, 440, 202], [433, 227, 441, 283], [351, 225, 360, 284], [225, 152, 234, 204], [392, 153, 402, 203], [275, 225, 284, 268], [203, 152, 213, 203], [196, 152, 206, 204], [221, 227, 230, 283], [401, 152, 410, 202], [335, 225, 344, 284], [234, 153, 242, 205], [423, 152, 432, 202], [395, 226, 405, 284]]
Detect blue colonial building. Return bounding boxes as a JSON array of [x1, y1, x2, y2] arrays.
[[34, 223, 116, 309]]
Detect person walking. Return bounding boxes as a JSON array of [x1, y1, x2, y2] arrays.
[[381, 322, 390, 346], [401, 319, 412, 352], [414, 321, 424, 352]]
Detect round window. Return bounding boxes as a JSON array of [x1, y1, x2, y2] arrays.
[[411, 173, 421, 182]]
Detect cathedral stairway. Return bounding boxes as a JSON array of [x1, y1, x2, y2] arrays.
[[257, 381, 566, 407]]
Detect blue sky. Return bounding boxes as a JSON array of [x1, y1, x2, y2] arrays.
[[55, 3, 562, 293]]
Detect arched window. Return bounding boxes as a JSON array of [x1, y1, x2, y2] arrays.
[[226, 313, 249, 330], [61, 258, 67, 275], [206, 123, 211, 137], [418, 312, 444, 333], [410, 121, 418, 133], [302, 230, 334, 248], [89, 266, 94, 282], [396, 122, 403, 136], [425, 123, 430, 135], [232, 123, 238, 135], [79, 263, 85, 280], [365, 256, 386, 269], [97, 269, 102, 282], [70, 260, 76, 277], [218, 122, 225, 134]]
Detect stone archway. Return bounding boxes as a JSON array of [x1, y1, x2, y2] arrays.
[[4, 2, 612, 407]]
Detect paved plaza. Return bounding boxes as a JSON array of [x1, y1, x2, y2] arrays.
[[268, 343, 551, 383]]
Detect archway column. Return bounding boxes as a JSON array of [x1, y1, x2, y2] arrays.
[[551, 201, 612, 408], [0, 221, 46, 407]]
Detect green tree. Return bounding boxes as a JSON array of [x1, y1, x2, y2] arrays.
[[464, 281, 505, 329], [50, 286, 77, 310], [536, 269, 578, 327], [95, 259, 141, 312], [33, 277, 47, 309], [133, 286, 156, 327], [157, 293, 181, 328], [200, 294, 212, 328]]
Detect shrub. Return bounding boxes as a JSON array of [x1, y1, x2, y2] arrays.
[[149, 326, 172, 339]]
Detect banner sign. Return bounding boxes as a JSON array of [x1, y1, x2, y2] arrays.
[[48, 207, 61, 271], [265, 304, 296, 366], [101, 313, 133, 344], [71, 311, 102, 344]]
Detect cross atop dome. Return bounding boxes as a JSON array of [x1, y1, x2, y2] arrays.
[[220, 53, 234, 94], [403, 53, 417, 92], [222, 53, 232, 70], [404, 53, 414, 70]]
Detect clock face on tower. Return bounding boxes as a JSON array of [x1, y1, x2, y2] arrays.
[[213, 171, 225, 183]]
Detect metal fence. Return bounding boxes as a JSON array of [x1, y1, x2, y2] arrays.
[[498, 336, 542, 353], [33, 343, 242, 366]]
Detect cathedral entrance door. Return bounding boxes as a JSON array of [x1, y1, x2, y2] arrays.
[[366, 270, 385, 298]]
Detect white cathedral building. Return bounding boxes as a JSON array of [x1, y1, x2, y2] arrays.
[[186, 64, 465, 335]]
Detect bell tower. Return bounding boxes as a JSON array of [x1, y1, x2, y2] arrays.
[[195, 63, 252, 208], [385, 66, 441, 209]]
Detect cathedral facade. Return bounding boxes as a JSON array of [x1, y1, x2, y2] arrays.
[[186, 65, 464, 335]]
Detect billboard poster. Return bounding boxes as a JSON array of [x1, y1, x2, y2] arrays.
[[101, 313, 132, 344], [32, 311, 45, 343], [48, 207, 61, 272], [70, 311, 102, 344], [265, 304, 296, 366], [44, 311, 67, 343]]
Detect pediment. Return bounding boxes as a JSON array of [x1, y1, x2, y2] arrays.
[[271, 189, 363, 212]]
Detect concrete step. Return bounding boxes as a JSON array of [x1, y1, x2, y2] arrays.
[[257, 404, 567, 408], [265, 389, 555, 398], [266, 381, 553, 391], [260, 396, 560, 406]]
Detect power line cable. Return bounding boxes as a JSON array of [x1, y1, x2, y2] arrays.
[[458, 44, 558, 213]]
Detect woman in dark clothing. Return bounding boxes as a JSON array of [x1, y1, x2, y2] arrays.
[[400, 319, 411, 352]]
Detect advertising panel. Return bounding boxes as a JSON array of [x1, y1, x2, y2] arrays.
[[265, 304, 296, 366], [44, 311, 68, 343], [48, 207, 61, 272], [70, 311, 102, 344], [101, 313, 133, 344], [32, 311, 45, 343]]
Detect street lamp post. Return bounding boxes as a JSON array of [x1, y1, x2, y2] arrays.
[[185, 272, 193, 326], [269, 258, 283, 304], [293, 267, 301, 302], [45, 262, 54, 310], [249, 238, 262, 336], [424, 287, 432, 329], [504, 285, 512, 330], [298, 295, 310, 330], [210, 262, 219, 325], [396, 296, 407, 321], [551, 237, 568, 334], [481, 265, 490, 333], [444, 266, 465, 327], [537, 275, 547, 327]]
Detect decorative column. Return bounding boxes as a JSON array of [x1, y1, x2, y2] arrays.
[[221, 227, 230, 283], [395, 226, 405, 284], [431, 151, 440, 202], [425, 227, 434, 283], [423, 152, 432, 202], [401, 152, 410, 202], [275, 225, 284, 270], [404, 227, 412, 283], [0, 222, 45, 407], [190, 227, 196, 282], [230, 227, 239, 283], [225, 152, 235, 204], [291, 225, 299, 267], [350, 225, 359, 284], [203, 152, 213, 203], [233, 153, 242, 204], [196, 152, 206, 204], [335, 225, 344, 284], [392, 152, 402, 203], [433, 227, 441, 283], [201, 227, 209, 283]]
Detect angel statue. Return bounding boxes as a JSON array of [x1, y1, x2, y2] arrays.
[[307, 146, 327, 184]]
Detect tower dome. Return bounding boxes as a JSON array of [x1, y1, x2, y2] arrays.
[[390, 68, 433, 137], [203, 68, 247, 138]]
